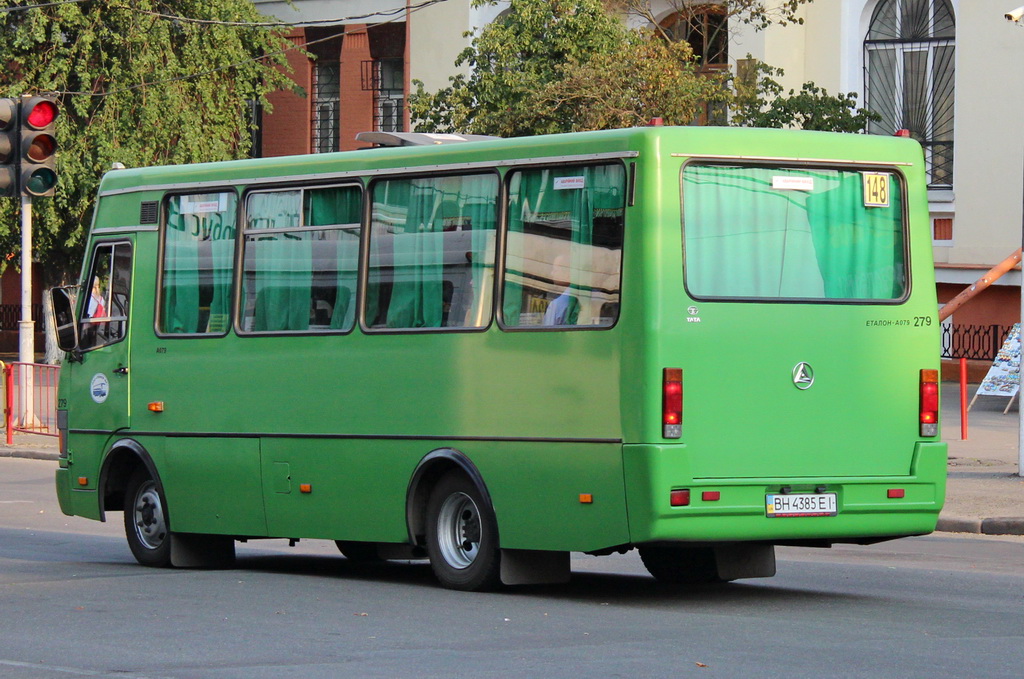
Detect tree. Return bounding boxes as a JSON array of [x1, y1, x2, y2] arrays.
[[534, 36, 729, 130], [730, 58, 881, 132], [409, 0, 728, 135], [0, 0, 298, 292]]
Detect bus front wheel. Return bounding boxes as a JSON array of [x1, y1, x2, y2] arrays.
[[123, 469, 171, 567], [425, 473, 501, 591]]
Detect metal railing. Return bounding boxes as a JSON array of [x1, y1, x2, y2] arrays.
[[3, 362, 60, 442], [0, 303, 44, 331], [941, 324, 1015, 361]]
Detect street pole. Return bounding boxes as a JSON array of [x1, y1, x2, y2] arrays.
[[1019, 143, 1024, 477], [18, 194, 32, 365], [18, 193, 35, 429]]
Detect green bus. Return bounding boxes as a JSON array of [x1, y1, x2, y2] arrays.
[[51, 126, 946, 591]]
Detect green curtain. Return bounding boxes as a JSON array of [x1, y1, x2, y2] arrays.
[[388, 180, 445, 328], [252, 235, 312, 331], [306, 186, 361, 330], [247, 191, 310, 331], [161, 193, 237, 334], [683, 165, 905, 300], [805, 173, 905, 298]]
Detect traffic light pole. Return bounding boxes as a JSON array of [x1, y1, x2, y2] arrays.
[[18, 194, 32, 365], [17, 194, 36, 429]]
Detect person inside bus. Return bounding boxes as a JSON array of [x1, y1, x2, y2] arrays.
[[543, 254, 579, 326], [87, 277, 106, 318]]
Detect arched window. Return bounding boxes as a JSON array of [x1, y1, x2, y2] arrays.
[[659, 5, 728, 67], [864, 0, 955, 188]]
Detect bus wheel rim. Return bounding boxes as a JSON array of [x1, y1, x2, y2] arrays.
[[133, 481, 167, 550], [436, 491, 481, 570]]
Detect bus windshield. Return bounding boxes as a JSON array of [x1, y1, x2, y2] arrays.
[[682, 163, 907, 302]]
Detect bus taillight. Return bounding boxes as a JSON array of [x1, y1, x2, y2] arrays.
[[920, 369, 939, 437], [663, 368, 682, 439]]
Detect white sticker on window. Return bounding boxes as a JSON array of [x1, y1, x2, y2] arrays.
[[772, 176, 815, 191], [180, 194, 229, 214], [554, 176, 586, 190]]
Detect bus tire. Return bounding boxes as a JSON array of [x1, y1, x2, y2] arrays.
[[123, 469, 171, 568], [638, 545, 724, 585], [425, 472, 501, 591]]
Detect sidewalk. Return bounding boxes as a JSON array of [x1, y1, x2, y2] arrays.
[[2, 386, 1022, 534], [940, 382, 1024, 535]]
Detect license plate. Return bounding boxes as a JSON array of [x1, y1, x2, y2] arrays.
[[766, 493, 837, 518]]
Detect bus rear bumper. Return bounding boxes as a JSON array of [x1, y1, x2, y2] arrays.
[[622, 441, 947, 544]]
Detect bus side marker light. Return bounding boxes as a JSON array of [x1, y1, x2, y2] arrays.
[[148, 402, 164, 413], [299, 484, 312, 494], [77, 477, 88, 486], [702, 491, 720, 502], [670, 489, 690, 507], [919, 370, 939, 437], [579, 494, 593, 504], [887, 488, 905, 499]]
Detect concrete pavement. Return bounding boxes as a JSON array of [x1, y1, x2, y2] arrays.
[[940, 382, 1024, 535], [2, 386, 1022, 534]]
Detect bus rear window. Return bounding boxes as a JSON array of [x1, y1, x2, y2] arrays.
[[682, 163, 907, 302]]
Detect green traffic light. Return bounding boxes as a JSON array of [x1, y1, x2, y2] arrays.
[[23, 167, 56, 196]]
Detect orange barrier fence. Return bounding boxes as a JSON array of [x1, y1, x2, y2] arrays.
[[3, 362, 60, 444]]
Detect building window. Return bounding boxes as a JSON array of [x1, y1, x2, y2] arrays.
[[362, 58, 404, 133], [311, 59, 340, 153], [864, 0, 955, 189], [932, 216, 953, 245], [659, 5, 728, 66]]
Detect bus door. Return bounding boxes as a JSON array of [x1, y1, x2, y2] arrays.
[[74, 240, 134, 434]]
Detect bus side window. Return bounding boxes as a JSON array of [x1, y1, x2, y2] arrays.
[[240, 185, 361, 334], [502, 163, 625, 329], [159, 192, 237, 335], [366, 173, 499, 330], [79, 242, 132, 351]]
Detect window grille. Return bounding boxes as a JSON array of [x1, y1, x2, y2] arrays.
[[312, 60, 340, 153], [864, 0, 955, 189]]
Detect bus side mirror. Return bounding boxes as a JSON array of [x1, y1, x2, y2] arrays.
[[50, 286, 81, 354]]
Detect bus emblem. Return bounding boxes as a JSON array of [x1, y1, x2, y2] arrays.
[[90, 373, 110, 403], [792, 363, 814, 390]]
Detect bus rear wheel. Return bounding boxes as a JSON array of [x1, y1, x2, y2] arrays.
[[425, 473, 501, 591], [638, 545, 724, 585], [123, 469, 171, 567]]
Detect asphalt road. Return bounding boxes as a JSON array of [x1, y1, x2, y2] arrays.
[[2, 457, 1023, 679]]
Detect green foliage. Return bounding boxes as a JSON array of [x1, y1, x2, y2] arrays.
[[411, 0, 626, 136], [534, 35, 730, 130], [731, 58, 880, 133], [409, 0, 730, 136], [0, 0, 298, 284]]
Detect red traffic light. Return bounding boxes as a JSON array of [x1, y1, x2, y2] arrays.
[[23, 98, 58, 130]]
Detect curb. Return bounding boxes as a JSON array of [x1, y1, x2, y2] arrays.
[[0, 448, 59, 462], [937, 516, 1024, 536]]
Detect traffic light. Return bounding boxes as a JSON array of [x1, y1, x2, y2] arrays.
[[19, 95, 58, 197], [0, 98, 18, 197]]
